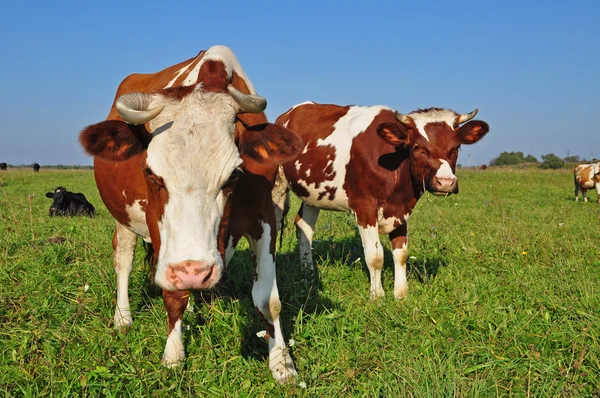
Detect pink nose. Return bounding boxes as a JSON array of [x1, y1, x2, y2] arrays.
[[166, 260, 218, 290], [433, 177, 458, 193]]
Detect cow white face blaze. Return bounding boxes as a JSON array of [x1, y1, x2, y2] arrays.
[[378, 108, 489, 195], [142, 88, 243, 290]]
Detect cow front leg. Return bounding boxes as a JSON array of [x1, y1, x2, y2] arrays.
[[390, 225, 409, 299], [582, 188, 588, 202], [358, 224, 385, 300], [162, 290, 190, 367], [248, 223, 297, 384], [295, 203, 320, 271], [112, 222, 137, 328]]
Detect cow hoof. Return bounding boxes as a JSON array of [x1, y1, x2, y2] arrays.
[[269, 343, 298, 384], [369, 288, 385, 301], [114, 309, 132, 330], [394, 284, 408, 299], [162, 352, 185, 368]]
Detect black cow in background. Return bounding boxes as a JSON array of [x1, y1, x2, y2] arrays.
[[33, 163, 40, 172], [0, 163, 7, 171], [45, 187, 96, 217]]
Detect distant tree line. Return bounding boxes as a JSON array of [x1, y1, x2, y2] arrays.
[[489, 152, 594, 170]]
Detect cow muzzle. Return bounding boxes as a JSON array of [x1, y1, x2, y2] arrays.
[[431, 176, 458, 195], [166, 260, 222, 290]]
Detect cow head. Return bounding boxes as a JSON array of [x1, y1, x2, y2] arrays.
[[46, 186, 68, 216], [80, 84, 301, 291], [377, 108, 489, 195]]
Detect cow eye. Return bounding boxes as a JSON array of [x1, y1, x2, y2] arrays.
[[144, 166, 165, 189], [221, 168, 244, 191]]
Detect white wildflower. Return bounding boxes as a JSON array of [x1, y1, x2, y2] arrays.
[[256, 330, 267, 338], [288, 338, 296, 347], [84, 284, 89, 292], [298, 381, 307, 389]]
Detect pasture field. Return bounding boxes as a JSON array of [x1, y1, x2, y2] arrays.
[[1, 167, 599, 397]]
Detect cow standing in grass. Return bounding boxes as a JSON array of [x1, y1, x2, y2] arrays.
[[574, 163, 600, 203], [79, 45, 302, 383], [0, 163, 7, 171], [274, 103, 489, 300], [33, 163, 40, 172]]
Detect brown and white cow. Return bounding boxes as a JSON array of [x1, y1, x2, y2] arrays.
[[79, 46, 302, 383], [274, 103, 489, 300], [574, 163, 600, 202]]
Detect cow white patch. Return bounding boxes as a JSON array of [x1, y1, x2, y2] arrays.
[[409, 108, 457, 142], [146, 88, 242, 290], [377, 208, 410, 234], [297, 105, 391, 211], [225, 235, 236, 265], [165, 58, 196, 89], [392, 243, 408, 299], [435, 160, 456, 179], [162, 320, 185, 366], [177, 45, 258, 94], [124, 199, 149, 237], [357, 224, 385, 299]]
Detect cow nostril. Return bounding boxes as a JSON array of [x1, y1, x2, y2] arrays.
[[202, 267, 214, 284]]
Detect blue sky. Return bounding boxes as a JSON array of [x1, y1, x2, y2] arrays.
[[1, 1, 598, 166]]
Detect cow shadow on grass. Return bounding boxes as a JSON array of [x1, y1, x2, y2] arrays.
[[178, 247, 340, 365], [293, 231, 448, 288]]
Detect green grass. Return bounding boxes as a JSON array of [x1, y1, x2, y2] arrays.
[[1, 167, 599, 396]]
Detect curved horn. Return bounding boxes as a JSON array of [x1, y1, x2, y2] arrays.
[[227, 85, 267, 114], [395, 110, 412, 125], [457, 108, 478, 124], [115, 93, 164, 125]]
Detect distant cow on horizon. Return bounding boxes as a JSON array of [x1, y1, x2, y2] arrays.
[[33, 163, 40, 172], [0, 163, 6, 171], [45, 187, 96, 217], [480, 164, 488, 170], [574, 163, 600, 203]]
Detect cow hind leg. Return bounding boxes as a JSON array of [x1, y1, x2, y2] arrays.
[[358, 224, 385, 300], [162, 290, 190, 366], [113, 222, 137, 328], [574, 183, 580, 201], [390, 225, 409, 299], [582, 188, 588, 202], [295, 203, 320, 271], [272, 166, 290, 235], [248, 223, 297, 384]]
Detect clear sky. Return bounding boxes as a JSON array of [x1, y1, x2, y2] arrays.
[[1, 0, 598, 166]]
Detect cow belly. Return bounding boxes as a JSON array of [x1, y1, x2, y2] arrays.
[[295, 182, 350, 211]]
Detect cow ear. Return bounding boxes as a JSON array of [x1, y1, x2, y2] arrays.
[[377, 123, 409, 148], [238, 123, 303, 165], [457, 120, 489, 145], [79, 120, 151, 162], [45, 192, 54, 198]]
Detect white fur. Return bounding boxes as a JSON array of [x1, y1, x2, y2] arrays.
[[435, 159, 456, 180], [165, 58, 196, 88], [358, 224, 385, 300], [295, 204, 320, 270], [146, 88, 242, 290], [124, 199, 149, 237], [392, 243, 408, 299], [249, 222, 297, 383], [113, 222, 137, 328], [162, 319, 185, 366], [297, 105, 390, 211], [409, 108, 457, 142]]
